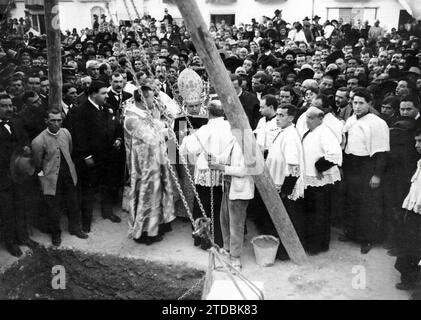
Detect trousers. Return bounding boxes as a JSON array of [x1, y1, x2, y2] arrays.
[[220, 180, 249, 258]]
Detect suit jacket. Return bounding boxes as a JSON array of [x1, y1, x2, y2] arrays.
[[256, 53, 279, 69], [239, 90, 260, 130], [106, 90, 132, 113], [70, 99, 123, 163], [160, 81, 173, 99], [31, 128, 78, 196], [0, 117, 29, 191]]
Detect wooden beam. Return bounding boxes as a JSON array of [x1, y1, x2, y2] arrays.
[[175, 0, 308, 264], [44, 0, 62, 111]]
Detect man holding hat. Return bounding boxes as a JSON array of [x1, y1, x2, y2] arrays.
[[0, 94, 37, 257]]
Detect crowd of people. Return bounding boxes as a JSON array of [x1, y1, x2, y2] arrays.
[[1, 7, 421, 298]]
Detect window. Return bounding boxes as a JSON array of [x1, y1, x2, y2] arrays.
[[327, 7, 377, 24], [210, 14, 235, 26]]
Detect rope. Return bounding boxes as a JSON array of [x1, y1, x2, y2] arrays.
[[130, 0, 142, 21], [0, 0, 15, 33], [122, 0, 133, 22]]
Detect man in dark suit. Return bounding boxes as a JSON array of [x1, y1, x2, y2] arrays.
[[70, 81, 123, 233], [231, 74, 260, 130], [106, 72, 132, 113], [256, 39, 279, 70], [0, 94, 37, 257]]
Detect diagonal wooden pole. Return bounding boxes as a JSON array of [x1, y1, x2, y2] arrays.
[[175, 0, 308, 264]]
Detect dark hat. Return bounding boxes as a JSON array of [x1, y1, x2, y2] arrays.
[[101, 14, 107, 18], [303, 17, 310, 21], [274, 9, 282, 15], [93, 14, 98, 18], [297, 68, 315, 81], [325, 68, 340, 79], [376, 80, 398, 97], [179, 53, 189, 64], [10, 149, 35, 184], [158, 55, 174, 66], [325, 50, 344, 66], [282, 50, 297, 59], [313, 15, 321, 20], [223, 56, 243, 73]]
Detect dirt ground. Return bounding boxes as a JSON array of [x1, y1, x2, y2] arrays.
[[0, 205, 415, 300], [0, 247, 204, 300]]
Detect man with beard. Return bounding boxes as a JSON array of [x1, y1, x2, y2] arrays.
[[334, 87, 351, 119], [256, 39, 279, 70], [123, 86, 175, 245], [252, 71, 270, 102]]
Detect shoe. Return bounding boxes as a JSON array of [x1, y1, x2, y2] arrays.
[[395, 282, 419, 291], [200, 238, 211, 251], [19, 238, 38, 248], [82, 224, 91, 234], [134, 234, 163, 245], [360, 242, 372, 254], [69, 229, 88, 239], [52, 234, 62, 247], [5, 243, 22, 257], [230, 257, 242, 271], [193, 236, 201, 247], [158, 223, 172, 235], [103, 214, 121, 223]]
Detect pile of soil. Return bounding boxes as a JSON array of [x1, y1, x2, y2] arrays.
[[0, 247, 204, 300]]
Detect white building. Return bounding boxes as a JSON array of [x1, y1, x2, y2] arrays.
[[3, 0, 421, 34]]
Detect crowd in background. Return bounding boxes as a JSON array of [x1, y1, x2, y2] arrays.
[[1, 7, 421, 299]]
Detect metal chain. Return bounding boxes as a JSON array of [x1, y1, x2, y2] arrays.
[[177, 274, 206, 300], [165, 156, 195, 225], [162, 115, 208, 220], [210, 178, 215, 242]]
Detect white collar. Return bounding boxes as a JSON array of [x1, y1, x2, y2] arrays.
[[47, 128, 60, 136], [110, 88, 122, 96], [416, 113, 420, 120], [88, 97, 101, 110]]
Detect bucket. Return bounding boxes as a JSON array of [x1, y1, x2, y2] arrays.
[[251, 235, 280, 267]]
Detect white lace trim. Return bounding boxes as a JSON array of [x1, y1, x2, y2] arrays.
[[304, 172, 341, 187], [196, 169, 224, 187]]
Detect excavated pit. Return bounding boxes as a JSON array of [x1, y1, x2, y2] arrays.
[[0, 247, 204, 300]]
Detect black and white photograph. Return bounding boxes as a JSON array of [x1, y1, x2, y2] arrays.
[[0, 0, 421, 306]]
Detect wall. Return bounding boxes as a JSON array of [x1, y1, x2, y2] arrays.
[[8, 0, 408, 32], [147, 0, 405, 30]]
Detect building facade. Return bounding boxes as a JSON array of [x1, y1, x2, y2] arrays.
[[3, 0, 421, 34]]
